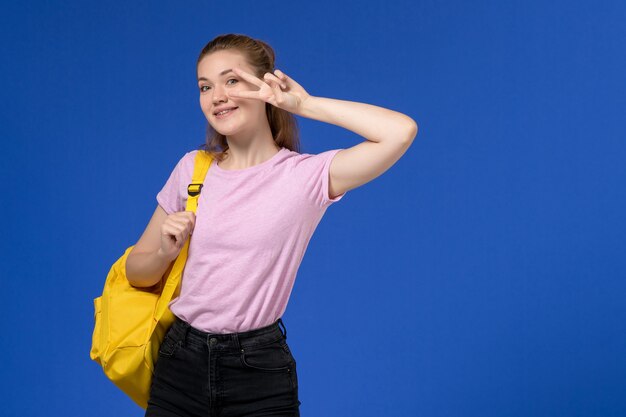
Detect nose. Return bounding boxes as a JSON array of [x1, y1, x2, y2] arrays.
[[212, 86, 228, 104]]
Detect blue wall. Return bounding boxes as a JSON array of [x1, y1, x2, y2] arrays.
[[1, 0, 625, 416]]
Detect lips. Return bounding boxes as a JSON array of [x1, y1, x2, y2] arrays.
[[214, 107, 238, 116]]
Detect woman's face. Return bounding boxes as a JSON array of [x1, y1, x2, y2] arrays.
[[197, 50, 267, 137]]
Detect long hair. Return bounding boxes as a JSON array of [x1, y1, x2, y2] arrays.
[[196, 33, 301, 162]]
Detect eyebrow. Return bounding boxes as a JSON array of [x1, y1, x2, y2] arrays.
[[197, 68, 234, 83]]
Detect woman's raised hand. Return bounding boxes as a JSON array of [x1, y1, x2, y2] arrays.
[[228, 68, 311, 116], [157, 211, 196, 262]]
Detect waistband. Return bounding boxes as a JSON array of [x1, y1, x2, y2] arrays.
[[166, 315, 288, 353]]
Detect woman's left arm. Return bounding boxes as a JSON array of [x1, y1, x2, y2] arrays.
[[229, 67, 418, 199], [299, 96, 418, 199]]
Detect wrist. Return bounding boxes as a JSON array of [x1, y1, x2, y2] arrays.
[[298, 94, 317, 119]]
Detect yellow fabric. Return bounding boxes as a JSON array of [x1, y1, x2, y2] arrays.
[[90, 150, 212, 409]]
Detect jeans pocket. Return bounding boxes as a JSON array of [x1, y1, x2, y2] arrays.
[[281, 341, 296, 364], [240, 339, 293, 372], [281, 341, 299, 390], [158, 332, 182, 358]]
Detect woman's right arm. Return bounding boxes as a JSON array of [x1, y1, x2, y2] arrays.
[[126, 205, 196, 288]]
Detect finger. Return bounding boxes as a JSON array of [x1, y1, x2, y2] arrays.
[[176, 215, 194, 235], [264, 72, 287, 89], [232, 67, 264, 88], [228, 90, 260, 99], [183, 211, 196, 225], [268, 78, 283, 100], [275, 69, 300, 90], [161, 224, 180, 243], [166, 222, 185, 241], [162, 227, 176, 241], [274, 69, 288, 82], [168, 218, 190, 236], [264, 76, 281, 89], [169, 216, 189, 229]]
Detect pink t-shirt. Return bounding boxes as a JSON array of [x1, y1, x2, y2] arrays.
[[156, 146, 346, 333]]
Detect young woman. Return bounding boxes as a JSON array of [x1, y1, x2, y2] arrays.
[[126, 33, 418, 417]]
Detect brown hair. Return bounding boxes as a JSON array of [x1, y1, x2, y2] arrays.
[[196, 33, 301, 162]]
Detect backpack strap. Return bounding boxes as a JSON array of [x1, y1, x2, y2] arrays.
[[186, 150, 213, 212], [154, 150, 213, 323]]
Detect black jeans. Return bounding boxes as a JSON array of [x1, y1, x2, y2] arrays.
[[145, 316, 301, 417]]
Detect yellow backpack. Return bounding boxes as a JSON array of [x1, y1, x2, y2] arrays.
[[90, 150, 212, 409]]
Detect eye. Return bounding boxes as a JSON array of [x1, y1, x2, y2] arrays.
[[199, 79, 238, 93]]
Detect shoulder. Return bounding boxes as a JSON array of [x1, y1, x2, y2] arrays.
[[175, 149, 200, 171], [284, 148, 342, 167], [161, 149, 202, 183], [182, 149, 200, 163]]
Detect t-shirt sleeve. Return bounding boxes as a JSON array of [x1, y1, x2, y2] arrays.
[[156, 151, 197, 214], [299, 148, 347, 208]]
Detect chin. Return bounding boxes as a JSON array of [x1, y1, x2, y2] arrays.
[[206, 119, 228, 133], [215, 125, 241, 137]]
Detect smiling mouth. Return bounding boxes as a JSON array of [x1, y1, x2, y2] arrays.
[[214, 107, 238, 117]]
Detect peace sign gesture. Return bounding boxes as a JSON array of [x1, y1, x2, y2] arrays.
[[228, 67, 311, 116]]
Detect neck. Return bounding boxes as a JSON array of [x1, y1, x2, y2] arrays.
[[219, 141, 281, 170]]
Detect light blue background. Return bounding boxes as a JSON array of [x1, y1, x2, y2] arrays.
[[1, 1, 625, 416]]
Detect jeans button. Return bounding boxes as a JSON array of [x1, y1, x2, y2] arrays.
[[209, 337, 217, 346]]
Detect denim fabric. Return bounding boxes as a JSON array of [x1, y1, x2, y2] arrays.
[[145, 316, 301, 417]]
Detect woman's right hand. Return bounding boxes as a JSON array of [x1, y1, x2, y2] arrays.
[[157, 210, 196, 262]]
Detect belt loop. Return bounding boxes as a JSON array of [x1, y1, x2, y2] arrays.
[[232, 333, 241, 352], [277, 318, 287, 340], [178, 317, 191, 346]]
